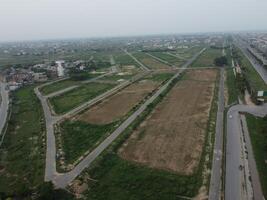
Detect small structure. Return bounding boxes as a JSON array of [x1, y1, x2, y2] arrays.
[[56, 60, 65, 77], [33, 72, 48, 82], [257, 91, 267, 103]]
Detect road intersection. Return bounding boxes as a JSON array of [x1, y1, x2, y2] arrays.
[[35, 48, 206, 188]]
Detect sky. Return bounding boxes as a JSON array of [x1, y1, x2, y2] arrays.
[[0, 0, 267, 42]]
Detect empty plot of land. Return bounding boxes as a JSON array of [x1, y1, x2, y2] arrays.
[[133, 52, 171, 70], [119, 69, 218, 175], [49, 82, 116, 114], [77, 80, 159, 124]]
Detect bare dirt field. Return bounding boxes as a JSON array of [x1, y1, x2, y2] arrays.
[[77, 80, 159, 124], [140, 57, 171, 70], [119, 69, 218, 175]]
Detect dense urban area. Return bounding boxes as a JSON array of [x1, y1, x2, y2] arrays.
[[0, 32, 267, 200]]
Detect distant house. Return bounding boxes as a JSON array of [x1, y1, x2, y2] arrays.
[[55, 60, 65, 77], [33, 72, 48, 82], [257, 91, 267, 103]]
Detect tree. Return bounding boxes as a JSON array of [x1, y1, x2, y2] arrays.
[[214, 56, 228, 67]]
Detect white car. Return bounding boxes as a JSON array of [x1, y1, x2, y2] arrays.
[[229, 115, 233, 119]]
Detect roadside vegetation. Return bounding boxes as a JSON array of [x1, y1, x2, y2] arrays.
[[144, 72, 174, 82], [49, 83, 115, 114], [226, 68, 239, 104], [246, 115, 267, 198], [233, 47, 267, 101], [0, 86, 45, 197]]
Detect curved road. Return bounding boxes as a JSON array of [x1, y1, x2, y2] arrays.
[[225, 104, 267, 200]]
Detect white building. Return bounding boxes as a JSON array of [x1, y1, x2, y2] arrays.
[[56, 60, 65, 77]]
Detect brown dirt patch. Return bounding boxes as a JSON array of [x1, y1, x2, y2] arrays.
[[185, 69, 218, 82], [141, 58, 170, 70], [77, 80, 159, 124], [119, 69, 218, 175]]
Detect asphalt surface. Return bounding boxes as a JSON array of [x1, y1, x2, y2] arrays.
[[225, 104, 267, 200], [235, 39, 267, 84], [0, 82, 9, 146], [208, 67, 225, 200], [37, 48, 205, 188]]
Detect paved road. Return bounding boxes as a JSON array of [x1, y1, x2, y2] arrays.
[[0, 82, 9, 146], [124, 50, 151, 71], [53, 48, 206, 188], [208, 68, 225, 200], [225, 104, 267, 200], [37, 48, 205, 188], [35, 70, 149, 182], [235, 38, 267, 84]]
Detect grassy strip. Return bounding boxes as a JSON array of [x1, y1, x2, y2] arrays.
[[204, 70, 220, 190], [144, 72, 175, 82], [234, 47, 267, 92], [150, 52, 182, 64], [100, 74, 133, 81], [49, 83, 115, 114], [191, 48, 222, 68], [246, 114, 267, 198], [226, 68, 239, 105], [0, 86, 45, 196], [72, 71, 218, 199], [40, 79, 78, 95]]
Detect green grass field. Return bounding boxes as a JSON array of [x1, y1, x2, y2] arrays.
[[100, 74, 133, 81], [236, 48, 267, 91], [191, 48, 222, 68], [114, 54, 140, 67], [59, 120, 117, 166], [0, 86, 45, 196], [40, 74, 100, 95], [49, 83, 116, 114], [40, 79, 79, 95], [246, 115, 267, 198]]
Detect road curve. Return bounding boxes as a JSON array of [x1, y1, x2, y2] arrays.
[[225, 104, 267, 200], [0, 82, 9, 146]]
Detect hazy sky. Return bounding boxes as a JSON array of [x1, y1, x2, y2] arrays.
[[0, 0, 267, 42]]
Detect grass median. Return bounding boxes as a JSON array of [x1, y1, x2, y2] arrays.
[[49, 82, 116, 114], [246, 114, 267, 198]]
